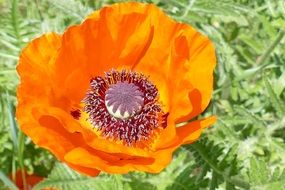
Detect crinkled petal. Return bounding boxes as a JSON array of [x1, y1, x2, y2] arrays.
[[17, 105, 100, 176], [64, 145, 176, 174], [17, 33, 61, 102], [53, 4, 155, 104]]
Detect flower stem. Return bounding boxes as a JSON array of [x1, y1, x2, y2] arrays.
[[18, 132, 27, 190], [21, 169, 28, 190]]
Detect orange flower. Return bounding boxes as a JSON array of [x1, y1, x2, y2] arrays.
[[16, 2, 216, 176], [11, 170, 43, 190]]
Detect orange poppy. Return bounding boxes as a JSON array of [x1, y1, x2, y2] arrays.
[[16, 2, 216, 176], [11, 170, 43, 190]]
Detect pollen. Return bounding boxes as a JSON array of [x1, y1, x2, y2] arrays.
[[83, 70, 168, 145]]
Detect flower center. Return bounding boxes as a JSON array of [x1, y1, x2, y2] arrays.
[[105, 82, 144, 119], [82, 70, 168, 146]]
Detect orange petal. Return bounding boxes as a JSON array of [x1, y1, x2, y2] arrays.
[[176, 116, 217, 145], [18, 104, 143, 175], [27, 103, 175, 174], [171, 32, 216, 124], [131, 9, 216, 123], [64, 147, 141, 174], [65, 163, 100, 177], [64, 145, 176, 174], [53, 3, 155, 105], [18, 103, 163, 174], [133, 146, 176, 173], [155, 115, 179, 149], [17, 33, 61, 102], [17, 103, 100, 176], [18, 107, 77, 159], [34, 106, 154, 157], [87, 2, 153, 20], [16, 29, 152, 160]]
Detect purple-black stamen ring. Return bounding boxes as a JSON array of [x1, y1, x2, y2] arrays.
[[83, 70, 168, 145]]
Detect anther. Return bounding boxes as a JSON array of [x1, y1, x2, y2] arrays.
[[83, 70, 167, 145]]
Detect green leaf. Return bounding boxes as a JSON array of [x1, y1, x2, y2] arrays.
[[6, 94, 18, 151], [248, 158, 285, 190], [248, 158, 269, 185], [234, 106, 266, 129], [186, 138, 249, 189], [34, 162, 129, 190], [48, 0, 92, 21], [264, 77, 285, 118], [165, 162, 201, 190], [239, 34, 264, 54]]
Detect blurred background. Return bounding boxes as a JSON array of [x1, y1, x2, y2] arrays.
[[0, 0, 285, 189]]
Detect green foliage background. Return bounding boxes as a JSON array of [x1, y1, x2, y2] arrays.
[[0, 0, 285, 189]]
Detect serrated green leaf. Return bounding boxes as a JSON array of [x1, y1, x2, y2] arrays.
[[248, 157, 285, 189], [34, 163, 129, 190], [264, 77, 285, 118], [235, 106, 266, 129], [249, 158, 269, 185], [186, 138, 249, 189]]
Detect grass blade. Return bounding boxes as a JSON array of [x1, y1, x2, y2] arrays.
[[0, 170, 18, 190], [264, 77, 285, 118]]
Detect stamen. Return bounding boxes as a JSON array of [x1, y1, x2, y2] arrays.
[[83, 70, 167, 146], [70, 109, 81, 120]]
